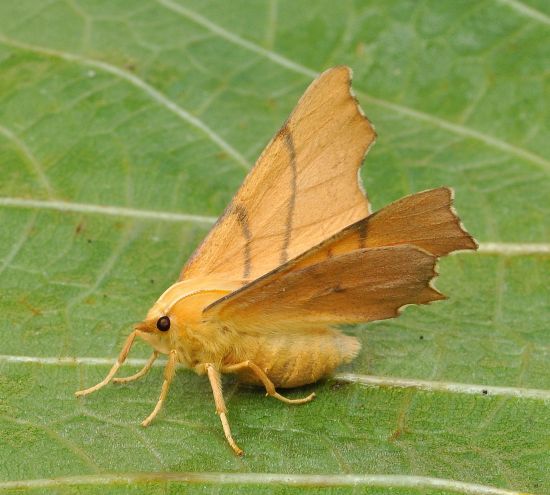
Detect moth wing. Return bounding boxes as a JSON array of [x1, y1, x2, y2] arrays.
[[203, 245, 444, 328], [290, 187, 478, 270], [180, 66, 375, 282], [362, 187, 478, 255]]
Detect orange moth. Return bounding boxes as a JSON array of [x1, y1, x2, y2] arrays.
[[76, 66, 477, 455]]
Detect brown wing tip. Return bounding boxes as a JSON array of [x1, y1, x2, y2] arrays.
[[411, 187, 478, 254], [394, 259, 446, 321], [318, 66, 376, 213], [318, 65, 352, 81], [349, 69, 377, 140], [317, 66, 377, 139], [427, 261, 447, 302]]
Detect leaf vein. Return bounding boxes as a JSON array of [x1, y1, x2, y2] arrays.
[[496, 0, 550, 25], [0, 34, 250, 171], [155, 0, 550, 171], [1, 196, 548, 255], [0, 124, 55, 197], [0, 472, 533, 494], [1, 355, 548, 400]]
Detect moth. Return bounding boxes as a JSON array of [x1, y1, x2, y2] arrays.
[[76, 66, 477, 455]]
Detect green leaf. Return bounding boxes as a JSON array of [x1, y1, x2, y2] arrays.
[[0, 1, 548, 494]]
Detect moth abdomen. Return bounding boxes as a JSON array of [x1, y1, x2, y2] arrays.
[[234, 327, 360, 388]]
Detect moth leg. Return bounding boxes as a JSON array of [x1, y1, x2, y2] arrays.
[[206, 363, 244, 456], [75, 330, 137, 397], [222, 361, 316, 405], [141, 349, 177, 427], [113, 351, 159, 384]]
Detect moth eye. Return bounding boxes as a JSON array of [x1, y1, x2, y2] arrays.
[[156, 316, 170, 332]]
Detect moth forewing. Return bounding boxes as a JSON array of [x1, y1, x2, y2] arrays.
[[179, 66, 376, 283], [75, 66, 477, 456]]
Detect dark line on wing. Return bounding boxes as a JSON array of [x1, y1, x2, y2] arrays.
[[202, 214, 378, 316], [281, 127, 298, 264], [358, 221, 367, 248], [234, 204, 252, 278]]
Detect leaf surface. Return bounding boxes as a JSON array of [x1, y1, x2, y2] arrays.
[[0, 1, 549, 494]]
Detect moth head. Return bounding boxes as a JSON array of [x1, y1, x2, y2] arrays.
[[135, 314, 172, 333], [134, 308, 178, 354], [134, 280, 234, 354]]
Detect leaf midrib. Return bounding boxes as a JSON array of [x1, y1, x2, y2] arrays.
[[1, 355, 549, 401], [0, 471, 532, 495], [1, 196, 549, 255]]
